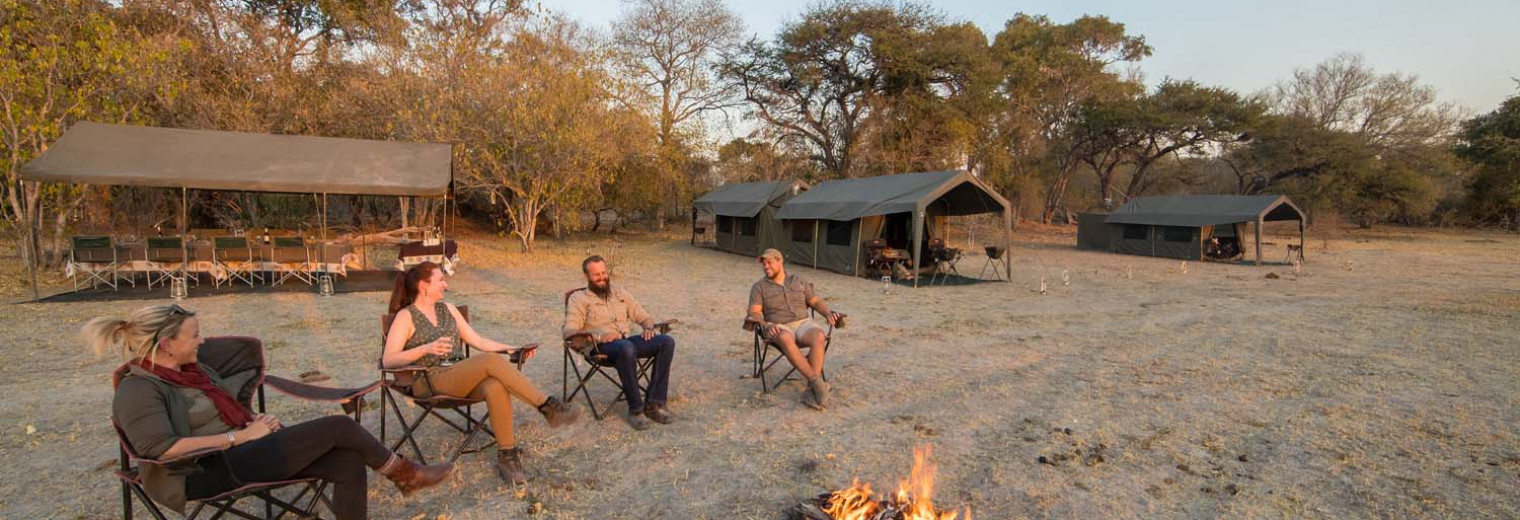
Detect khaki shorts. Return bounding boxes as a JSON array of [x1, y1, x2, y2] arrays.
[[767, 318, 826, 342]]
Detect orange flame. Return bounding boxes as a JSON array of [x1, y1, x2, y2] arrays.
[[820, 445, 970, 520]]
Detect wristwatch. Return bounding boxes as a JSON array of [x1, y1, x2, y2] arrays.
[[226, 431, 237, 448]]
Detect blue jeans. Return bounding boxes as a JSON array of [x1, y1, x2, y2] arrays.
[[596, 334, 676, 413]]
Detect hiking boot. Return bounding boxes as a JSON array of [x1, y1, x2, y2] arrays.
[[537, 396, 581, 428], [800, 388, 824, 411], [378, 454, 453, 496], [809, 378, 832, 408], [644, 403, 674, 425], [626, 409, 653, 430], [495, 447, 529, 485]]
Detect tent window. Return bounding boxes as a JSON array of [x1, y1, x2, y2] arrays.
[[738, 217, 757, 237], [1162, 226, 1193, 243], [825, 220, 853, 246], [717, 216, 732, 234], [791, 220, 814, 243], [1122, 225, 1148, 240]]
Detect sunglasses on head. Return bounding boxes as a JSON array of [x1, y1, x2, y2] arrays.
[[152, 304, 196, 346]]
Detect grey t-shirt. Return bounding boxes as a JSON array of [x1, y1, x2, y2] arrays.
[[748, 273, 816, 324]]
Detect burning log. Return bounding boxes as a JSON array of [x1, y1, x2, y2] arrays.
[[791, 445, 969, 520]]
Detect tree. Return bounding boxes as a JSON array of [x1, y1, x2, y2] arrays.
[[986, 13, 1150, 222], [610, 0, 743, 228], [1224, 53, 1460, 226], [1455, 94, 1520, 228], [436, 14, 655, 251], [0, 0, 182, 267], [1116, 80, 1262, 204], [720, 0, 949, 178]]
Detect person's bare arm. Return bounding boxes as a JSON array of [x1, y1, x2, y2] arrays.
[[382, 312, 450, 368]]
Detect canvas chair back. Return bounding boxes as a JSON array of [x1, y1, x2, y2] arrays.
[[146, 237, 187, 263], [984, 245, 1006, 260], [72, 236, 116, 263], [213, 237, 254, 263], [271, 236, 308, 263]]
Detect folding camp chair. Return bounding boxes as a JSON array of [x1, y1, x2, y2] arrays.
[[145, 236, 197, 290], [743, 310, 846, 393], [213, 237, 263, 288], [69, 235, 126, 290], [111, 336, 377, 520], [378, 306, 534, 464], [926, 238, 963, 286], [269, 237, 313, 286], [977, 245, 1009, 281], [560, 288, 677, 421]]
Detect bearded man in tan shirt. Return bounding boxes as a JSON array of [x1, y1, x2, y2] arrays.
[[563, 255, 677, 430]]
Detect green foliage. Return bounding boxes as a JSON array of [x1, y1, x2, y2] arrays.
[[1455, 95, 1520, 227]]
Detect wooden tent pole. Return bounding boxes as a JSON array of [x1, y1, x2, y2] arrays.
[[23, 180, 39, 301], [1255, 217, 1263, 266]]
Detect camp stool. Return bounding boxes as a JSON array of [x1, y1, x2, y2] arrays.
[[978, 245, 1009, 281]]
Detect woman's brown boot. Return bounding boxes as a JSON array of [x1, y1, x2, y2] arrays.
[[537, 396, 582, 427], [378, 454, 453, 496], [496, 447, 529, 485]]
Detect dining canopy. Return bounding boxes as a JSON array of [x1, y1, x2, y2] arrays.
[[17, 122, 455, 299]]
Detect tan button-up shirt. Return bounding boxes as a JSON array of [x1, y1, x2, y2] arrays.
[[563, 286, 653, 340], [748, 273, 816, 324]]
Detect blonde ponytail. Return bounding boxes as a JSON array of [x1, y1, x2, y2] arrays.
[[80, 305, 196, 362]]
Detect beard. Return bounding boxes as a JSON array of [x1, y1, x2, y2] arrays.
[[589, 278, 611, 297]]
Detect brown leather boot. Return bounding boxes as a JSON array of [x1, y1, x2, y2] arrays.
[[537, 396, 582, 428], [378, 454, 453, 496], [495, 447, 529, 485]]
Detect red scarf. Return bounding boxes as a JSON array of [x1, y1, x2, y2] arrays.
[[137, 360, 255, 428]]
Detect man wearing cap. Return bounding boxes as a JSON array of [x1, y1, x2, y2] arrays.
[[747, 248, 839, 409]]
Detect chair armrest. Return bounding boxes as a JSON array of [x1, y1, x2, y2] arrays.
[[263, 375, 380, 403], [828, 311, 848, 330], [564, 332, 595, 353], [508, 343, 539, 366], [742, 317, 761, 332], [380, 365, 428, 376], [653, 319, 678, 334], [136, 446, 226, 468]]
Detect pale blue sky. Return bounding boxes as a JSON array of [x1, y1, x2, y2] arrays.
[[533, 0, 1518, 114]]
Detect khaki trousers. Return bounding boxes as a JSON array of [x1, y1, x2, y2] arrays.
[[414, 353, 546, 447]]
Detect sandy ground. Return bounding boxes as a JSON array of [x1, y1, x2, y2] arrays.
[[1, 223, 1517, 520]]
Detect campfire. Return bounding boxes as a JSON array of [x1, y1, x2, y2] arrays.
[[796, 445, 969, 520]]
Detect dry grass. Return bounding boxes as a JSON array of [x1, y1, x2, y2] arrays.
[[2, 224, 1517, 519]]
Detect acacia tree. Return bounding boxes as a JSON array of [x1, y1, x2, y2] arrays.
[[720, 0, 946, 178], [610, 0, 742, 228], [986, 13, 1150, 222]]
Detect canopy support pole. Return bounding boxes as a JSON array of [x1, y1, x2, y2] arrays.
[[1299, 219, 1306, 262], [1004, 206, 1014, 281], [179, 187, 188, 281], [911, 207, 924, 288], [1255, 217, 1263, 266], [812, 220, 819, 270]]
